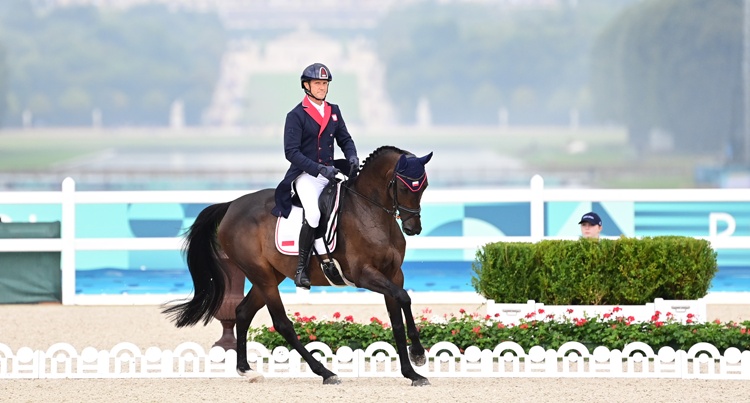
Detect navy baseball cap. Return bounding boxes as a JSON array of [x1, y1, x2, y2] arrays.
[[578, 212, 602, 226]]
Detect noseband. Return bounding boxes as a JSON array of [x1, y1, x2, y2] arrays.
[[388, 171, 424, 225]]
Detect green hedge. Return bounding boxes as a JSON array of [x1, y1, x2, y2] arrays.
[[471, 237, 717, 305]]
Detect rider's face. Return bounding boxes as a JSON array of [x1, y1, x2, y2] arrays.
[[306, 79, 329, 102]]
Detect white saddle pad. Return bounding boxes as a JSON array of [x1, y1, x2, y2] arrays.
[[274, 187, 340, 256]]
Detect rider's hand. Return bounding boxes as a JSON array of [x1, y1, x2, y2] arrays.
[[318, 165, 340, 180], [348, 155, 360, 176]]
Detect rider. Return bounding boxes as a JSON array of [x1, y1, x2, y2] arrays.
[[271, 62, 360, 289]]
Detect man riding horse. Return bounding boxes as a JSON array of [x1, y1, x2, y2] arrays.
[[271, 62, 360, 290]]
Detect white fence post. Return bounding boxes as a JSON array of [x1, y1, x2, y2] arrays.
[[530, 174, 544, 242], [61, 177, 76, 305]]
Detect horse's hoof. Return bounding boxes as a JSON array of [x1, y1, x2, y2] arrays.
[[411, 378, 431, 387], [323, 375, 341, 385], [409, 351, 427, 367], [238, 369, 265, 383]]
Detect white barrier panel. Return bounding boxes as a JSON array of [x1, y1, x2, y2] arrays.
[[1, 176, 750, 305], [1, 341, 749, 379]]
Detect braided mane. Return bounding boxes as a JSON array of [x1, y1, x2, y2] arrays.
[[360, 145, 407, 169]]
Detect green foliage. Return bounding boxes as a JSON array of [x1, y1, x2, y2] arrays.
[[0, 0, 226, 126], [248, 309, 750, 353], [591, 0, 742, 154], [376, 1, 632, 125], [472, 237, 717, 305]]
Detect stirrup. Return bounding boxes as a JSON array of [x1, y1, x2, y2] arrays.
[[294, 268, 311, 289]]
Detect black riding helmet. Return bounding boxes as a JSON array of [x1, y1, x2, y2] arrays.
[[300, 63, 332, 100]]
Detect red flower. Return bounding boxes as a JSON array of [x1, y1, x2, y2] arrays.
[[714, 319, 722, 324], [686, 319, 693, 324], [537, 309, 545, 314], [451, 329, 458, 335], [269, 326, 275, 332], [333, 312, 341, 319], [485, 314, 491, 320], [497, 323, 505, 329], [613, 307, 622, 313], [525, 312, 536, 319], [687, 313, 695, 319], [472, 326, 481, 334], [294, 312, 301, 317], [519, 323, 529, 330], [459, 308, 466, 314], [345, 315, 354, 322], [494, 313, 500, 318], [654, 321, 664, 328], [309, 334, 317, 341], [566, 308, 574, 314], [740, 328, 746, 334], [603, 313, 611, 319]]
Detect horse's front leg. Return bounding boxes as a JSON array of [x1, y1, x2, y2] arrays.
[[400, 298, 427, 367], [360, 266, 430, 386], [383, 292, 430, 386]]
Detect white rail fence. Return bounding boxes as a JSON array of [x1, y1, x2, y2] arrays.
[[1, 176, 750, 305], [2, 341, 749, 380]]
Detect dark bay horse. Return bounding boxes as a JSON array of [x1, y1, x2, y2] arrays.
[[163, 145, 433, 386]]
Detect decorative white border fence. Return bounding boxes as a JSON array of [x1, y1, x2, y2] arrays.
[[2, 341, 749, 380]]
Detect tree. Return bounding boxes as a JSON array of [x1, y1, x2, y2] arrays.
[[376, 1, 633, 125], [0, 42, 7, 126], [591, 0, 743, 154], [0, 2, 226, 127]]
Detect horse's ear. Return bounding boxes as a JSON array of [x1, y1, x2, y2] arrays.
[[418, 152, 433, 166], [396, 154, 408, 172]]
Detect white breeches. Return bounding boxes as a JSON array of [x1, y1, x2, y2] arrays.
[[293, 172, 329, 228]]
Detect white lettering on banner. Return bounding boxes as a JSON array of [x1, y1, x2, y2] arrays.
[[709, 212, 736, 237]]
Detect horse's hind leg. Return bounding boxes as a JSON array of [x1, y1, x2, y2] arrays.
[[263, 290, 341, 384], [235, 286, 266, 380]]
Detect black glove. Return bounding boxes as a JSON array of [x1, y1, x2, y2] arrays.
[[318, 165, 339, 180], [348, 155, 360, 176]]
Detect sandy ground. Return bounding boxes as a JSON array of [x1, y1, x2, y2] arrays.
[[1, 302, 750, 403]]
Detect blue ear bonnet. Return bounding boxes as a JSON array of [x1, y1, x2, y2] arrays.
[[395, 152, 433, 192]]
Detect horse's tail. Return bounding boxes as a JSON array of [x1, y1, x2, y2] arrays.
[[162, 202, 232, 328]]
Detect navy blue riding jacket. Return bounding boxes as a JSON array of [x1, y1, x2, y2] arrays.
[[272, 96, 357, 218]]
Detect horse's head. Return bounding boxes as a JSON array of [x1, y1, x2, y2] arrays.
[[391, 151, 433, 236]]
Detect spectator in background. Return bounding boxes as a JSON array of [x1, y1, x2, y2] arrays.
[[579, 212, 602, 239]]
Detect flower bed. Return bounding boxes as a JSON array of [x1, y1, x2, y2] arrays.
[[248, 308, 750, 353]]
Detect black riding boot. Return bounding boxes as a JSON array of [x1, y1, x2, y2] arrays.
[[294, 221, 316, 289]]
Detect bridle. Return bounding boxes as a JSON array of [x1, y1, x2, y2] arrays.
[[342, 169, 424, 225]]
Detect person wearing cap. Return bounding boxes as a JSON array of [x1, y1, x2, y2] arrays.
[[579, 212, 602, 239], [272, 62, 359, 290]]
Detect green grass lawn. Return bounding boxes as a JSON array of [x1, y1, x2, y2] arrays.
[[0, 126, 719, 188]]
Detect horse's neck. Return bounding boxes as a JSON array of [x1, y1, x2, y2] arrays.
[[348, 158, 395, 212]]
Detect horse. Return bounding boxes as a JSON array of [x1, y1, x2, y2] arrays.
[[163, 145, 433, 386]]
